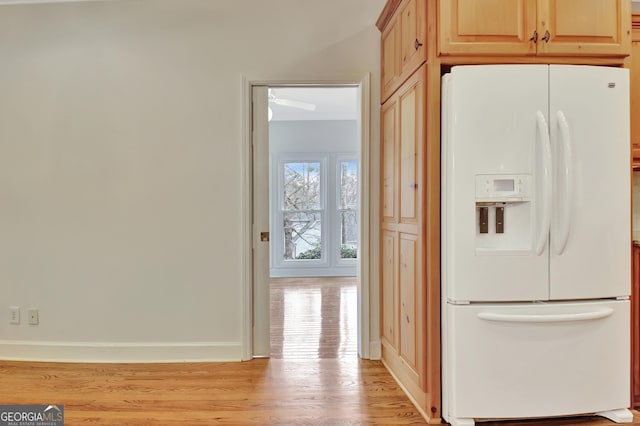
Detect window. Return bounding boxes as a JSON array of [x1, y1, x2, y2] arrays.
[[282, 161, 323, 261], [338, 160, 358, 259], [272, 153, 358, 276]]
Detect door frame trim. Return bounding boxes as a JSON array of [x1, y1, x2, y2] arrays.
[[241, 75, 375, 360]]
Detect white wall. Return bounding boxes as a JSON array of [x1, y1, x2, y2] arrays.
[[0, 0, 384, 361], [270, 120, 358, 153]]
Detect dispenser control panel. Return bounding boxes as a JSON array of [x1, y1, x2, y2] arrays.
[[475, 174, 530, 202]]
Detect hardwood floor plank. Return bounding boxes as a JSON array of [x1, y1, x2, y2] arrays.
[[270, 276, 357, 359], [2, 359, 637, 426], [0, 359, 427, 425]]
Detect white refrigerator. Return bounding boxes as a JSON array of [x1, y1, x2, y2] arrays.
[[441, 65, 631, 426]]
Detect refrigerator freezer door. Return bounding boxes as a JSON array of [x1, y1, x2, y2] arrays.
[[548, 65, 630, 300], [444, 300, 630, 421], [442, 65, 549, 302]]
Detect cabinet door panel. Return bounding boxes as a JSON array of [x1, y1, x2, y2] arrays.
[[400, 0, 427, 76], [539, 0, 630, 56], [380, 0, 426, 102], [439, 0, 537, 55], [398, 75, 422, 224], [381, 231, 397, 347], [399, 233, 418, 370], [439, 0, 629, 57], [381, 99, 397, 222], [633, 16, 640, 168], [632, 40, 640, 166], [381, 19, 400, 102]]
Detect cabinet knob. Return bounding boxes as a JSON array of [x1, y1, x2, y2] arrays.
[[415, 39, 423, 50], [529, 30, 538, 43], [542, 30, 551, 43]]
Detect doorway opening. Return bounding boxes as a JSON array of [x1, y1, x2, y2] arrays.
[[250, 83, 369, 360], [268, 86, 359, 359]]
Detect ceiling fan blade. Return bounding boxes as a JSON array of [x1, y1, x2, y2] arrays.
[[272, 98, 316, 111]]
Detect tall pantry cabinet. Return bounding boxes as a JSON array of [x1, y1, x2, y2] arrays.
[[377, 0, 441, 419], [376, 0, 630, 423], [380, 66, 428, 398]]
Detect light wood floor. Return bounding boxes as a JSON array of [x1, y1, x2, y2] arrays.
[[1, 358, 639, 426], [270, 276, 357, 359], [1, 276, 638, 425], [0, 358, 427, 425]]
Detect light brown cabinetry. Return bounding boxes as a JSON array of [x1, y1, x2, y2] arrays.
[[633, 243, 640, 407], [631, 14, 640, 168], [439, 0, 537, 56], [398, 232, 420, 376], [381, 230, 396, 345], [379, 0, 427, 102], [439, 0, 630, 57], [380, 64, 433, 411]]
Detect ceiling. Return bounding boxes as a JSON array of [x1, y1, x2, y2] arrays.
[[269, 86, 359, 122]]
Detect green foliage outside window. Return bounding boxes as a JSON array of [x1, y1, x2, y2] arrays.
[[296, 245, 357, 260]]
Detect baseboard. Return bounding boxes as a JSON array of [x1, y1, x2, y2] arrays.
[[0, 340, 243, 363]]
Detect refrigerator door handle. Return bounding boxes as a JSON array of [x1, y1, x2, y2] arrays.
[[478, 307, 613, 323], [535, 111, 552, 255], [553, 110, 572, 255]]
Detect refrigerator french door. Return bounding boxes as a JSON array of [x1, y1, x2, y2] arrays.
[[441, 65, 631, 426]]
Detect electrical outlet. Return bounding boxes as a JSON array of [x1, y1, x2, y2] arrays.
[[28, 308, 39, 325], [9, 306, 19, 325]]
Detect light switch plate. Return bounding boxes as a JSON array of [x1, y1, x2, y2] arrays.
[[9, 306, 19, 325]]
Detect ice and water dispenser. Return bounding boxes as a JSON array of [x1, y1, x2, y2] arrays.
[[475, 174, 532, 253]]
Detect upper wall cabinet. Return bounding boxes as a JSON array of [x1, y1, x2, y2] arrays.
[[540, 0, 630, 56], [380, 0, 427, 102], [439, 0, 537, 56], [439, 0, 631, 57]]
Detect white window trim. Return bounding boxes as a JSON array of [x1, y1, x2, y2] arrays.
[[272, 153, 328, 270], [334, 155, 359, 268]]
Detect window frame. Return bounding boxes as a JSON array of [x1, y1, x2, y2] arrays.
[[274, 154, 328, 268], [335, 155, 359, 267], [270, 151, 359, 275]]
